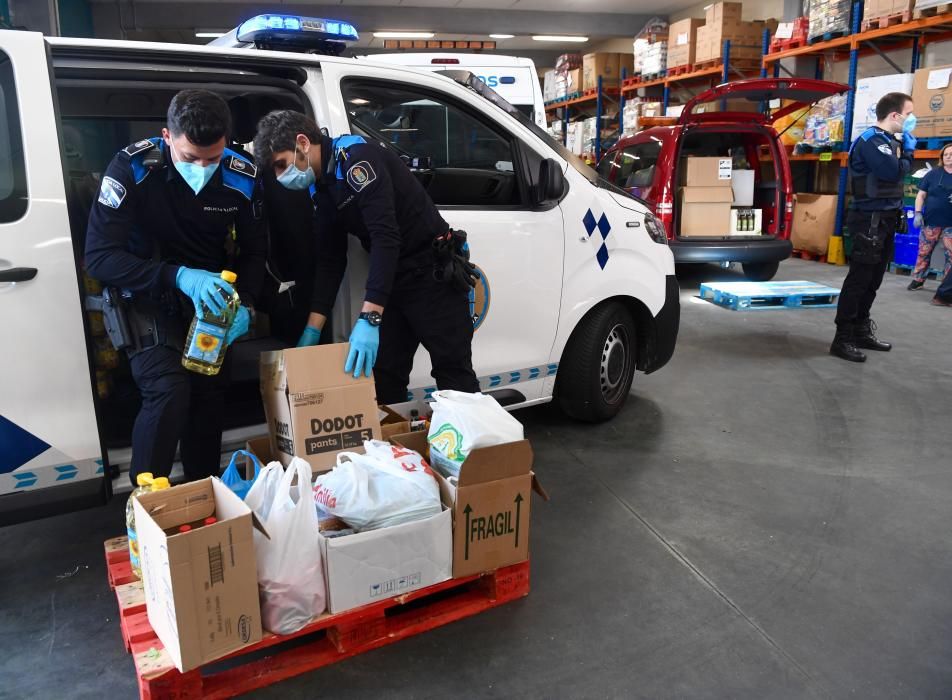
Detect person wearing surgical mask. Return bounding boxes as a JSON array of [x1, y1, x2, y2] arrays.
[[84, 89, 268, 486]]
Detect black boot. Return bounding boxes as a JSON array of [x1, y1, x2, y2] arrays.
[[830, 326, 866, 362], [854, 318, 891, 351]]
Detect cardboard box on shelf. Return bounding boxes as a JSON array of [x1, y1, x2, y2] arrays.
[[791, 193, 837, 254], [913, 64, 952, 139], [393, 431, 545, 578], [852, 73, 914, 140], [706, 1, 743, 25], [556, 67, 583, 97], [667, 18, 705, 68], [680, 186, 734, 236], [543, 69, 559, 102], [260, 344, 382, 474], [319, 507, 452, 614], [582, 52, 633, 90], [685, 156, 733, 187], [134, 478, 264, 672]]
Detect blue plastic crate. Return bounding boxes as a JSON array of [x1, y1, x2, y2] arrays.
[[893, 233, 919, 267]]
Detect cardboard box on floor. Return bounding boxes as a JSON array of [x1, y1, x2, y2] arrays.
[[680, 186, 734, 237], [133, 478, 264, 672], [791, 193, 837, 254], [913, 64, 952, 139], [393, 431, 547, 578], [259, 343, 382, 474]]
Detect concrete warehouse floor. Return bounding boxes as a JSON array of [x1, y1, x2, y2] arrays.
[[2, 258, 950, 699]]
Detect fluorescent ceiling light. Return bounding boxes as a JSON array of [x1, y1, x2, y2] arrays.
[[195, 31, 226, 38], [490, 34, 515, 39], [532, 35, 588, 42], [373, 31, 435, 39]]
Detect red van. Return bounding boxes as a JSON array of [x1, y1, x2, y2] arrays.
[[598, 78, 849, 281]]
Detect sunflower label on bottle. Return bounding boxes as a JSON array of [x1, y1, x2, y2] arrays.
[[181, 270, 240, 376], [186, 320, 227, 363]]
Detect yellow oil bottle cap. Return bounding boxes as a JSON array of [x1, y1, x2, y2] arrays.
[[136, 472, 154, 486], [221, 270, 237, 284], [151, 477, 171, 490]]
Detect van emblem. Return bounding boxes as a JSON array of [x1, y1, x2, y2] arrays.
[[468, 265, 490, 331], [583, 208, 612, 269]]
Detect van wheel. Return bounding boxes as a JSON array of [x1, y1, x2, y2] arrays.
[[557, 302, 637, 423], [742, 261, 780, 282]]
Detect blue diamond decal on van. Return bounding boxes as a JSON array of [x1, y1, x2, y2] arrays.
[[0, 415, 50, 474], [583, 209, 597, 237], [597, 213, 611, 240], [596, 243, 610, 269]]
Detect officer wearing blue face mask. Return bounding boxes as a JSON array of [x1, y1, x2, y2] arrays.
[[85, 89, 267, 485]]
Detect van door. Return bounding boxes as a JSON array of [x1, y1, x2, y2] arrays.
[[319, 64, 564, 404], [0, 31, 105, 522]]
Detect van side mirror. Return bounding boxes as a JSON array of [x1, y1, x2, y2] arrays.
[[535, 158, 565, 204]]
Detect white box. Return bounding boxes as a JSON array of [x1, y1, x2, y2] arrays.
[[319, 508, 452, 614], [731, 169, 756, 206], [851, 73, 914, 141], [730, 208, 763, 235]]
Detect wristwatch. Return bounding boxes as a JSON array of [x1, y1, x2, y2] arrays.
[[358, 310, 383, 326]]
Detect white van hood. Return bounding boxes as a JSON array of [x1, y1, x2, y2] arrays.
[[605, 189, 648, 215]]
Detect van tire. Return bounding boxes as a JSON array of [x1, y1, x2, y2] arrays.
[[742, 261, 780, 282], [557, 302, 637, 423]]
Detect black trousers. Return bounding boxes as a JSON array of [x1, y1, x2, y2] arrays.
[[128, 344, 230, 486], [373, 273, 480, 404], [835, 209, 897, 328]]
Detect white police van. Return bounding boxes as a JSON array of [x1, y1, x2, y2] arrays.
[[356, 53, 547, 130], [0, 15, 679, 524]]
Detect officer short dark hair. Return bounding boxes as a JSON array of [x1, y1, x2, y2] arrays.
[[875, 92, 913, 121], [254, 110, 322, 167], [167, 89, 232, 146]]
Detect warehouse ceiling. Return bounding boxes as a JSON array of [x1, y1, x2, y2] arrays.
[[89, 0, 698, 55]]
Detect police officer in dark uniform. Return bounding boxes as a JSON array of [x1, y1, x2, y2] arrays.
[[85, 89, 267, 484], [254, 110, 480, 403], [831, 92, 917, 362]]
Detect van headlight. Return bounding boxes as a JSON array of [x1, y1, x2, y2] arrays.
[[643, 213, 668, 245]]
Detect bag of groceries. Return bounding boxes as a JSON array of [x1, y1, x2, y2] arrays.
[[427, 390, 524, 478], [313, 440, 441, 531], [245, 458, 326, 634]]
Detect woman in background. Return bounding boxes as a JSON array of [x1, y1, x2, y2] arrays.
[[908, 143, 952, 290]]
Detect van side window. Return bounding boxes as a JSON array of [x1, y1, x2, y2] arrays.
[[341, 79, 521, 207], [0, 52, 27, 223], [617, 142, 661, 190], [596, 153, 617, 181]]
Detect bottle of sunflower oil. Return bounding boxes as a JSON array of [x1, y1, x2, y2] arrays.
[[126, 472, 154, 578], [182, 270, 239, 376]]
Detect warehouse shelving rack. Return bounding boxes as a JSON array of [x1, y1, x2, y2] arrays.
[[544, 75, 621, 161], [760, 4, 952, 237]]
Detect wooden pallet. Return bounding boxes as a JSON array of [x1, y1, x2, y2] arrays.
[[103, 537, 530, 699], [861, 11, 912, 31], [666, 63, 693, 77], [769, 37, 808, 53], [792, 249, 829, 263], [693, 58, 723, 71], [699, 280, 841, 311], [913, 3, 950, 18], [808, 29, 849, 44]]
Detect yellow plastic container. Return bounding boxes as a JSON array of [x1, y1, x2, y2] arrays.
[[182, 270, 240, 376]]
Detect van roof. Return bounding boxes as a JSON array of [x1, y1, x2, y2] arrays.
[[361, 53, 536, 68]]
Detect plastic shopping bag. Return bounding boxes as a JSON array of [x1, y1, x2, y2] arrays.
[[427, 390, 524, 477], [313, 440, 441, 531], [246, 458, 326, 635], [221, 449, 261, 501]]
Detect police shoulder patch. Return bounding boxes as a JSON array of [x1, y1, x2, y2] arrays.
[[227, 154, 257, 178], [346, 160, 377, 192], [98, 176, 127, 209], [123, 139, 156, 157], [878, 143, 893, 155]]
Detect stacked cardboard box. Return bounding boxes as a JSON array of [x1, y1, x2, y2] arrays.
[[912, 63, 952, 139], [851, 73, 914, 140], [582, 52, 634, 91], [639, 41, 668, 76], [680, 157, 734, 237], [543, 69, 559, 102], [864, 0, 914, 22], [807, 0, 853, 41], [667, 18, 705, 69], [553, 52, 582, 99], [696, 3, 779, 63]]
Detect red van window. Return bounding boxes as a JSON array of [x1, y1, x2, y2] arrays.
[[616, 141, 661, 200]]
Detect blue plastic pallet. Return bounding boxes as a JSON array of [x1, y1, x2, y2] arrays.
[[917, 136, 952, 151], [699, 280, 841, 311], [889, 262, 945, 279]]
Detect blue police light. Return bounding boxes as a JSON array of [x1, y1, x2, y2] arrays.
[[235, 14, 359, 44]]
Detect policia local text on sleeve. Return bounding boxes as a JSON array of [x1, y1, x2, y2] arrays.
[[254, 110, 481, 404], [84, 90, 267, 486], [830, 92, 917, 363]]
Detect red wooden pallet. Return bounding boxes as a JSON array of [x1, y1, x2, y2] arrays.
[[666, 63, 694, 77], [861, 11, 912, 31], [769, 37, 808, 53], [104, 537, 530, 699], [914, 3, 950, 18], [792, 249, 828, 263]]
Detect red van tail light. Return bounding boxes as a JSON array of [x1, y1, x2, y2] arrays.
[[655, 195, 674, 240]]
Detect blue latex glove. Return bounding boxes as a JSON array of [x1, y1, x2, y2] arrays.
[[297, 325, 322, 347], [902, 131, 917, 153], [344, 318, 379, 378], [226, 306, 251, 345], [175, 267, 235, 316]]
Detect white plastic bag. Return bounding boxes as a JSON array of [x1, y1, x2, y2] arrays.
[[245, 458, 326, 635], [313, 440, 441, 531], [427, 390, 524, 477]]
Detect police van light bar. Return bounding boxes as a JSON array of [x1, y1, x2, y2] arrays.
[[236, 14, 359, 44]]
